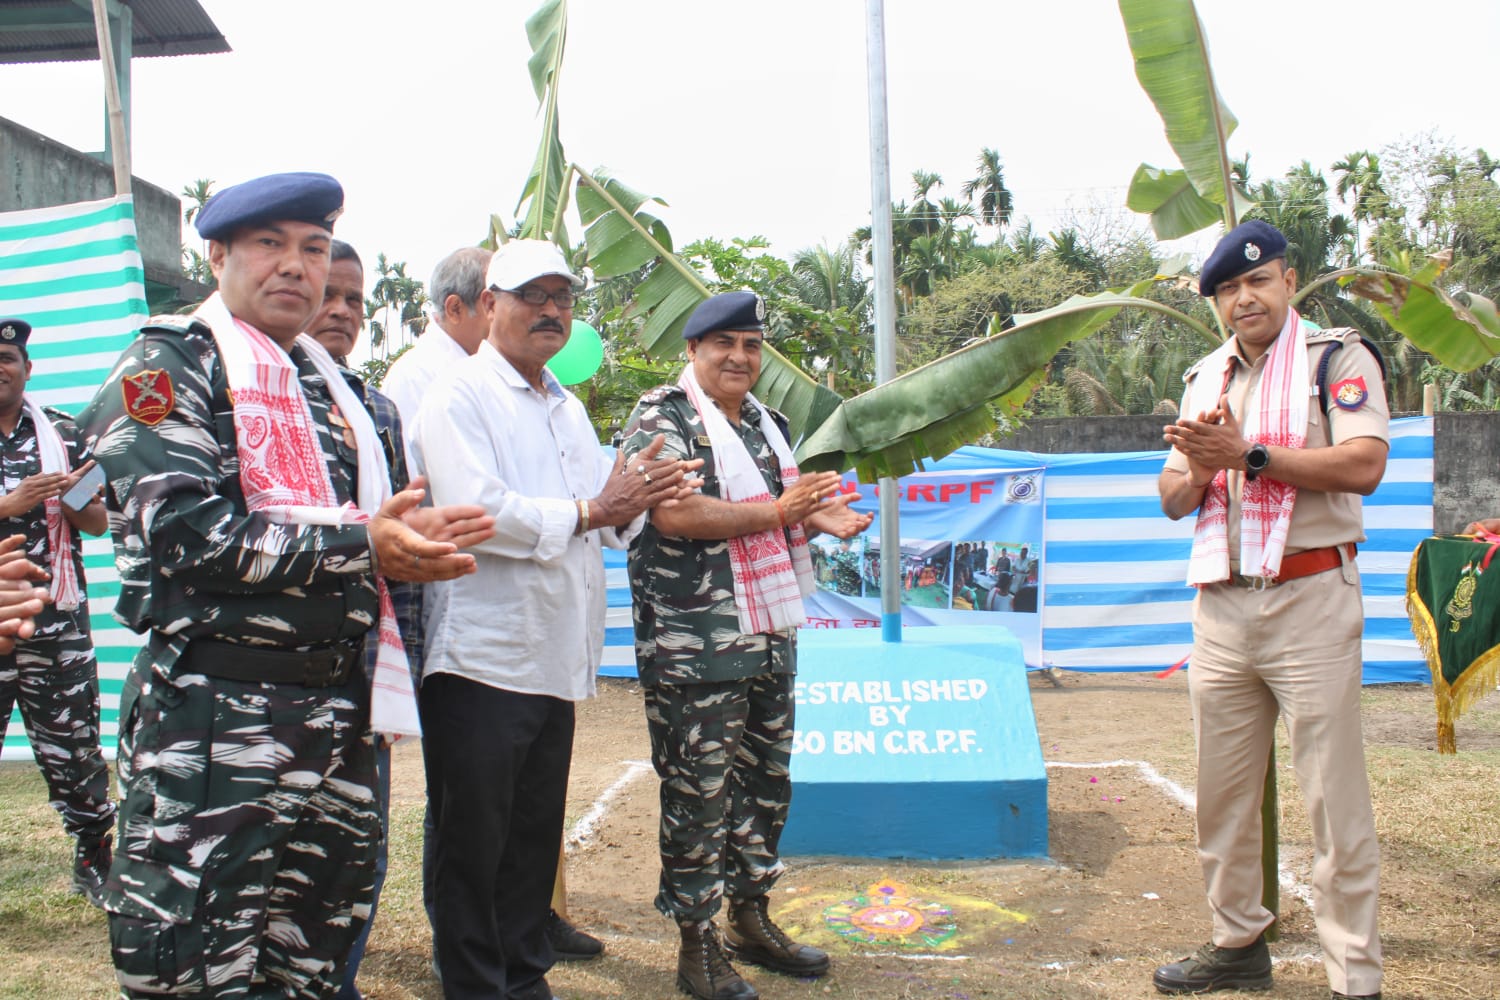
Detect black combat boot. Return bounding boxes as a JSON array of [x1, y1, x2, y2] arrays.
[[724, 895, 830, 977], [1152, 933, 1272, 994], [677, 921, 758, 1000], [71, 833, 112, 909]]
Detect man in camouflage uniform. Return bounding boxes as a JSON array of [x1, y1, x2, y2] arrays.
[[0, 316, 115, 907], [827, 537, 862, 596], [304, 239, 424, 1000], [622, 291, 871, 1000], [80, 173, 491, 1000]]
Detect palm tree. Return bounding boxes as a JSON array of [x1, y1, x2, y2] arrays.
[[961, 147, 1015, 230], [1008, 221, 1046, 264], [790, 242, 869, 315], [369, 255, 429, 360], [1332, 150, 1390, 263], [909, 171, 944, 238], [180, 179, 217, 286]]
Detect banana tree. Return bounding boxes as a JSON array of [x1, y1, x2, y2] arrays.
[[514, 0, 1209, 477], [1119, 0, 1499, 366], [513, 0, 1497, 482]]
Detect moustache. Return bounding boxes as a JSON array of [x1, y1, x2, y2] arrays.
[[530, 320, 566, 334]]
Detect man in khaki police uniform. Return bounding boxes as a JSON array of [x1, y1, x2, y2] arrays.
[[1155, 220, 1386, 1000]]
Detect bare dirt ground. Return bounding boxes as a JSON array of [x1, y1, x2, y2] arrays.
[[353, 672, 1500, 1000], [3, 671, 1497, 999]]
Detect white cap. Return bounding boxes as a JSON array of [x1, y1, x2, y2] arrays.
[[485, 239, 583, 292]]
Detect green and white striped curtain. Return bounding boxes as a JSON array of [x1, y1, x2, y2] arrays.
[[0, 195, 150, 761]]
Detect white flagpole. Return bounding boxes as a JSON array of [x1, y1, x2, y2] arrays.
[[865, 0, 901, 642]]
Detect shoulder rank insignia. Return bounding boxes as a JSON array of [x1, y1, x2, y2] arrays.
[[695, 434, 712, 448], [1331, 375, 1369, 411], [122, 369, 175, 425]]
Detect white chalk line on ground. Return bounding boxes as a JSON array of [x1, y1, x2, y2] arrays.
[[566, 756, 1320, 970], [1047, 759, 1317, 912], [566, 759, 651, 852]]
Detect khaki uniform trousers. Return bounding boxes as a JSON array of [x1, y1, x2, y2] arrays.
[[1189, 562, 1382, 997]]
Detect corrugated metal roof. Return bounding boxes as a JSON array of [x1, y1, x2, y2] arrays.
[[0, 0, 230, 65]]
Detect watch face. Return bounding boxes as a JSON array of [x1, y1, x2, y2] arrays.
[[1247, 444, 1269, 470]]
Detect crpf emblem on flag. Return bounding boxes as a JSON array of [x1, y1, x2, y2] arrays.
[[123, 369, 174, 425]]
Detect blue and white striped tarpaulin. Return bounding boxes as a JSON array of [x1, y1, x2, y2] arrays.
[[0, 196, 150, 760], [600, 417, 1433, 685], [1040, 416, 1431, 683]]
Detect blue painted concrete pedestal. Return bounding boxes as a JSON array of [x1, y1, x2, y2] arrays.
[[782, 625, 1047, 859]]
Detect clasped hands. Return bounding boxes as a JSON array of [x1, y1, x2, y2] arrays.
[[594, 434, 704, 527], [779, 471, 873, 539], [1162, 393, 1252, 488], [370, 477, 495, 583], [0, 534, 50, 654]]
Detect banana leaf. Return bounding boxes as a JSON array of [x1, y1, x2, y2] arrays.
[[796, 285, 1214, 477], [572, 168, 843, 439], [515, 0, 570, 244], [1333, 261, 1500, 372], [1119, 0, 1239, 231], [1126, 164, 1224, 240]]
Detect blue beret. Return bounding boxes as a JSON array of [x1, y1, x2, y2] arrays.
[[195, 172, 344, 241], [683, 291, 765, 340], [0, 318, 31, 347], [1199, 220, 1287, 296]]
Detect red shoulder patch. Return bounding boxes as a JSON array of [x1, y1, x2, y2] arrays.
[[1331, 375, 1369, 411], [122, 369, 175, 425]]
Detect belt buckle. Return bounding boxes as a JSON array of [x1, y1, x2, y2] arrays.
[[303, 643, 354, 687]]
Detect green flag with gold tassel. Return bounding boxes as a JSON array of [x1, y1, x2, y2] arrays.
[[1407, 532, 1500, 753]]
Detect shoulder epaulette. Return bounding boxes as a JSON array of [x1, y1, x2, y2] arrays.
[[640, 384, 685, 405], [40, 404, 76, 424], [140, 314, 212, 339], [1182, 356, 1209, 385]]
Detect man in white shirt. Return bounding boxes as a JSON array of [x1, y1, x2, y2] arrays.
[[382, 245, 491, 448], [413, 239, 701, 1000]]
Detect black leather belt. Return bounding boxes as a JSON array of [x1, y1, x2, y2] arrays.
[[178, 638, 362, 688]]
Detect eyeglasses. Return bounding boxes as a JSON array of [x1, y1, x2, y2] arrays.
[[501, 286, 578, 309]]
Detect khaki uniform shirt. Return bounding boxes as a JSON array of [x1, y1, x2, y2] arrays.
[[1164, 327, 1390, 564]]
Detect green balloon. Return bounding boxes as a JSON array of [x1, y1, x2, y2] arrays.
[[547, 320, 605, 385]]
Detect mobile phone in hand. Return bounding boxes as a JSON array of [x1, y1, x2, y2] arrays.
[[60, 464, 106, 512]]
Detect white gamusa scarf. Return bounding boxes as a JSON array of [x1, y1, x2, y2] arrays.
[[196, 292, 420, 737], [1185, 308, 1308, 585], [23, 396, 81, 610], [678, 365, 814, 633]]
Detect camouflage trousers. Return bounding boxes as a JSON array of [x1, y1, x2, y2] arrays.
[[0, 610, 114, 841], [106, 658, 380, 999], [644, 673, 794, 924]]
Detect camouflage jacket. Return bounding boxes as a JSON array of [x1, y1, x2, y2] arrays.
[[0, 406, 91, 636], [621, 385, 796, 686], [79, 317, 380, 678]]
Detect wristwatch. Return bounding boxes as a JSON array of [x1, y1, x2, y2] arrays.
[[1244, 443, 1270, 481]]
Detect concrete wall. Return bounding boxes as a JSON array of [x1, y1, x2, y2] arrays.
[[1002, 414, 1166, 455], [1, 115, 182, 289], [1004, 411, 1500, 536], [1432, 413, 1500, 534]]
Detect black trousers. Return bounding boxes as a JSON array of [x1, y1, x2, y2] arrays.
[[420, 673, 574, 1000]]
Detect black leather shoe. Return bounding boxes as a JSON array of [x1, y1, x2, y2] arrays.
[[1152, 934, 1272, 994], [1332, 992, 1381, 999], [546, 909, 604, 961], [71, 834, 112, 909]]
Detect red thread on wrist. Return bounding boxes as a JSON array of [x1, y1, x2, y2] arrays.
[[774, 498, 787, 529]]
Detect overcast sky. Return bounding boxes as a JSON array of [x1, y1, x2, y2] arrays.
[[4, 0, 1495, 301]]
